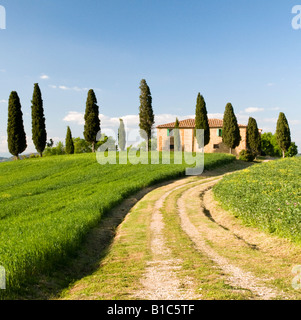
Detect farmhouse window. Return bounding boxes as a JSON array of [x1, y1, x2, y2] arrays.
[[213, 144, 219, 149], [217, 129, 223, 137]]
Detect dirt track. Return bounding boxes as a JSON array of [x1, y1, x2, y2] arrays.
[[60, 163, 301, 300], [134, 175, 285, 300]]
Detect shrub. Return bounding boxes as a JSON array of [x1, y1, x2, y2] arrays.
[[29, 154, 39, 159], [239, 150, 255, 162], [43, 142, 66, 157], [285, 142, 298, 158]]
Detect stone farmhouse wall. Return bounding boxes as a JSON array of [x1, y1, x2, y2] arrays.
[[157, 127, 247, 157]]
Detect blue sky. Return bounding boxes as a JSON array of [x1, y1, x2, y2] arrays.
[[0, 0, 300, 156]]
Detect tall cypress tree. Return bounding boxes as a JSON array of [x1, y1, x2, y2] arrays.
[[139, 79, 154, 151], [31, 83, 47, 157], [7, 91, 27, 159], [84, 89, 100, 153], [118, 118, 126, 151], [174, 117, 181, 152], [65, 126, 74, 154], [246, 117, 261, 155], [195, 93, 210, 147], [276, 112, 291, 158], [222, 103, 241, 154]]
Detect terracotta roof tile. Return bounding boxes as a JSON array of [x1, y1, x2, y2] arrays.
[[156, 118, 247, 129]]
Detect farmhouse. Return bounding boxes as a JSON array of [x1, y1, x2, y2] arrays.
[[157, 118, 253, 156]]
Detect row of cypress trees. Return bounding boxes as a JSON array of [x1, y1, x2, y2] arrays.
[[6, 79, 291, 159], [6, 85, 101, 159], [179, 93, 291, 157], [6, 83, 135, 158], [137, 80, 292, 157], [7, 83, 46, 159]]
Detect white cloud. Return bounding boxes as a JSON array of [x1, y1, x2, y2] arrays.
[[40, 74, 49, 80], [0, 99, 7, 103], [236, 114, 250, 124], [0, 135, 35, 154], [63, 112, 228, 131], [0, 136, 8, 153], [245, 107, 265, 113], [208, 113, 224, 120], [267, 83, 275, 87], [50, 85, 101, 92], [63, 111, 85, 125], [59, 86, 69, 90], [290, 119, 301, 125]]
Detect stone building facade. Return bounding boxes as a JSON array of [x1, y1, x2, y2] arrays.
[[157, 118, 251, 156]]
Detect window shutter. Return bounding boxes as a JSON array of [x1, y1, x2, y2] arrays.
[[167, 129, 170, 137]]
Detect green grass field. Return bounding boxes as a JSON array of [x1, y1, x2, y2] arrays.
[[0, 152, 234, 298], [213, 157, 301, 243]]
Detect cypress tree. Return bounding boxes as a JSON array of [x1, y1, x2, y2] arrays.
[[83, 89, 101, 153], [174, 118, 181, 152], [31, 83, 47, 157], [118, 118, 126, 151], [7, 91, 27, 159], [139, 79, 154, 151], [65, 126, 74, 154], [222, 103, 241, 154], [195, 93, 210, 147], [246, 117, 261, 155], [276, 112, 291, 158]]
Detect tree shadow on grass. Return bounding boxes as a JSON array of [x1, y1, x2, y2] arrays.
[[202, 159, 256, 178]]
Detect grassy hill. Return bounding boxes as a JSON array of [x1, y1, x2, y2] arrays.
[[0, 152, 234, 298], [214, 157, 301, 242]]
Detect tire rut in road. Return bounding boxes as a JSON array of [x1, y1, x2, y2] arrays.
[[177, 179, 281, 300], [134, 178, 203, 300]]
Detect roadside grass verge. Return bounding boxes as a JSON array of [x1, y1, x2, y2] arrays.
[[197, 189, 301, 299], [58, 196, 154, 300]]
